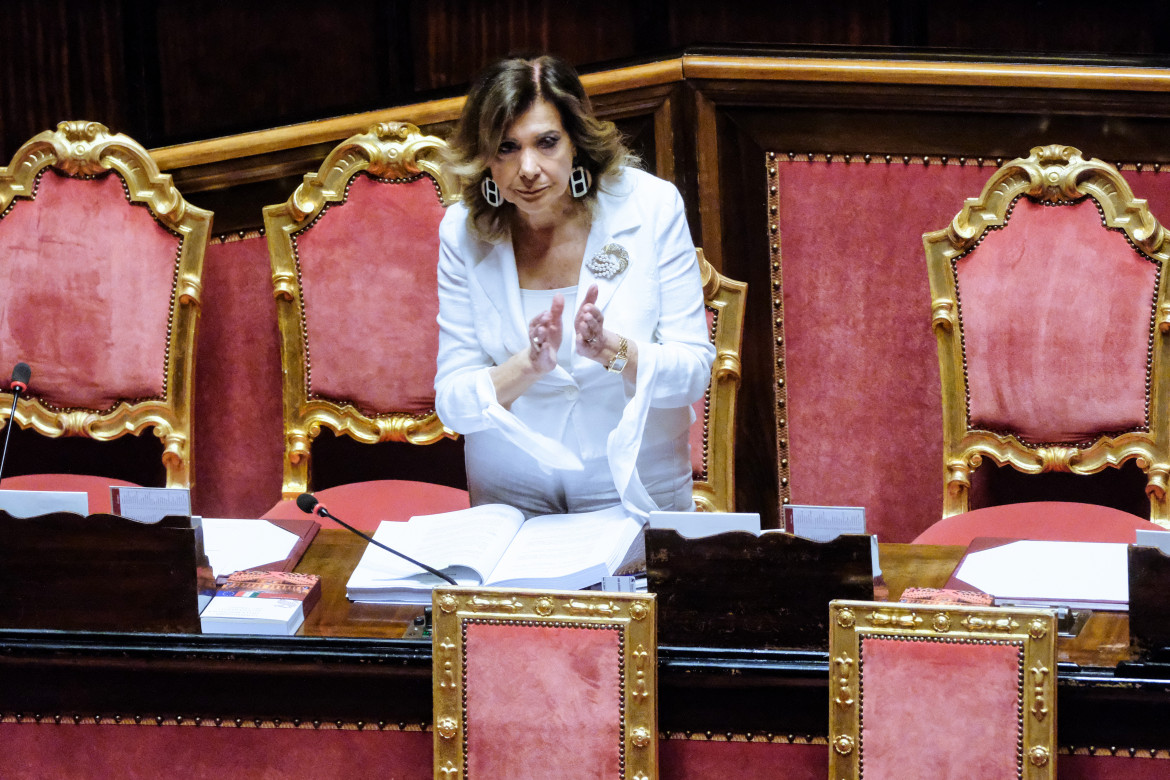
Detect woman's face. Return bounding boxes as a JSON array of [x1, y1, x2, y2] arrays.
[[488, 99, 575, 223]]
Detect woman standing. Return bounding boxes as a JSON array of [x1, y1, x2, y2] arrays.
[[436, 54, 714, 518]]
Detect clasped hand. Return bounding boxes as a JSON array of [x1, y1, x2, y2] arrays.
[[528, 283, 607, 371]]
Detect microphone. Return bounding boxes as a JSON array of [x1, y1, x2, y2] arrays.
[[10, 362, 29, 395], [0, 362, 31, 488], [296, 492, 457, 586]]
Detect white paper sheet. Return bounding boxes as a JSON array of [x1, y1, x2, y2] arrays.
[[201, 518, 300, 578], [954, 540, 1128, 610]]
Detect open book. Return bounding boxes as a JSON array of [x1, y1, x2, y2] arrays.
[[345, 504, 646, 603]]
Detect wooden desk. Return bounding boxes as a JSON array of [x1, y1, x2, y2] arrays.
[[0, 533, 1167, 753]]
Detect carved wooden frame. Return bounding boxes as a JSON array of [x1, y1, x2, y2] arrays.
[[0, 121, 211, 489], [432, 586, 657, 780], [828, 599, 1057, 780], [924, 144, 1170, 525], [693, 248, 746, 513], [264, 122, 459, 499]]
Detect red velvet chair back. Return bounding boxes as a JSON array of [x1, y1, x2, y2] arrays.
[[264, 122, 458, 499], [0, 121, 211, 490], [829, 599, 1057, 780], [433, 586, 658, 779], [925, 145, 1170, 526]]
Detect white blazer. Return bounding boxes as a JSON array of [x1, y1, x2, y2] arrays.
[[434, 167, 715, 515]]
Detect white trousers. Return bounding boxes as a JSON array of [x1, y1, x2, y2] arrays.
[[464, 424, 693, 518]]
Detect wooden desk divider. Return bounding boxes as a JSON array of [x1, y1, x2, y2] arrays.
[[645, 529, 874, 650], [0, 510, 208, 633], [1128, 544, 1170, 659]]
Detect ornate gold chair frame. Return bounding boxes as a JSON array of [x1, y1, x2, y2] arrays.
[[433, 586, 658, 779], [693, 249, 747, 513], [0, 121, 210, 489], [829, 599, 1057, 780], [925, 145, 1170, 525], [265, 122, 458, 499]]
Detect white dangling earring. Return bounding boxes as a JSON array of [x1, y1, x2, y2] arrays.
[[481, 173, 503, 207], [570, 161, 591, 199]]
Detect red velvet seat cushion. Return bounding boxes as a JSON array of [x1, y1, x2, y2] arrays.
[[262, 479, 470, 532], [911, 500, 1161, 545], [0, 473, 142, 515]]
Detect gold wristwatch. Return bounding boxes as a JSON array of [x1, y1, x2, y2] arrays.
[[606, 336, 629, 374]]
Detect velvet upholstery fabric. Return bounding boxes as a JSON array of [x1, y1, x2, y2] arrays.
[[262, 478, 470, 532], [689, 396, 705, 477], [660, 739, 827, 779], [959, 199, 1153, 442], [911, 499, 1162, 545], [859, 636, 1023, 780], [0, 172, 177, 409], [296, 175, 444, 416], [775, 162, 994, 542], [0, 722, 433, 780], [3, 722, 1170, 779], [195, 234, 285, 517], [773, 161, 1170, 541], [463, 621, 622, 779]]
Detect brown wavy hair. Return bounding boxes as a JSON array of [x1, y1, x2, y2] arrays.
[[445, 55, 638, 241]]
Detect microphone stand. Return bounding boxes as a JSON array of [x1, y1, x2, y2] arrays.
[[0, 385, 22, 488], [301, 497, 458, 586]]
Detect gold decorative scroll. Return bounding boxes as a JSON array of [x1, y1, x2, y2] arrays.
[[924, 145, 1170, 526], [432, 586, 658, 780], [833, 655, 855, 708], [0, 121, 211, 490], [465, 595, 524, 613], [960, 614, 1021, 633], [1030, 664, 1051, 722]]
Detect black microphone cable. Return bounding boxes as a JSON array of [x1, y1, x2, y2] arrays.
[[0, 362, 31, 488], [296, 493, 457, 586]]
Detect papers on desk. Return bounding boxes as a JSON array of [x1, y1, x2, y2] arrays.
[[647, 510, 761, 537], [783, 504, 866, 541], [346, 504, 645, 603], [1135, 528, 1170, 554], [948, 538, 1128, 611], [0, 489, 88, 518], [110, 486, 191, 523], [200, 518, 319, 578]]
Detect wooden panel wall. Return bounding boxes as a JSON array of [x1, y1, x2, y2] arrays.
[[5, 1, 1170, 159]]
